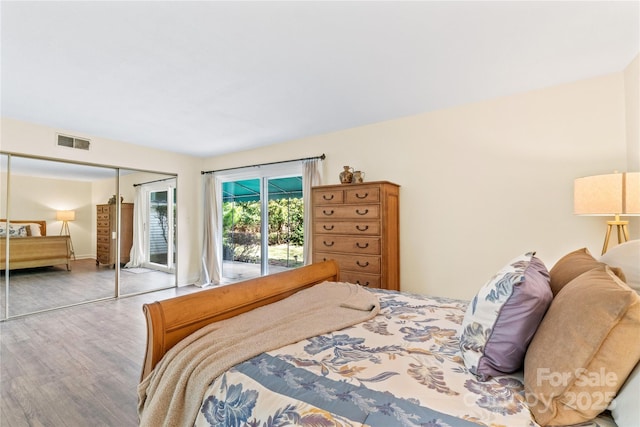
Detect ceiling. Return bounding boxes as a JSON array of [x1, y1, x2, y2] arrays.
[[2, 1, 639, 158]]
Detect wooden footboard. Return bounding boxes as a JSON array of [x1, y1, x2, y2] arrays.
[[0, 235, 71, 271], [140, 260, 340, 380]]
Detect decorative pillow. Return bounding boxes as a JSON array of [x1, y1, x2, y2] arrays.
[[460, 252, 552, 381], [600, 240, 640, 294], [524, 266, 640, 426], [608, 361, 640, 427], [549, 247, 626, 296], [0, 223, 31, 237], [8, 225, 28, 237]]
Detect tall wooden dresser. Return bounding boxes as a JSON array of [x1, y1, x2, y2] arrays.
[[96, 203, 134, 267], [312, 181, 400, 290]]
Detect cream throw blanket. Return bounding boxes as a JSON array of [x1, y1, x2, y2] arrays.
[[137, 281, 380, 427]]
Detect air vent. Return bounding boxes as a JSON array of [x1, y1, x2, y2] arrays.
[[57, 134, 91, 150]]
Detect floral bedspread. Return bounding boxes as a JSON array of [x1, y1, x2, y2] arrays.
[[193, 289, 615, 427]]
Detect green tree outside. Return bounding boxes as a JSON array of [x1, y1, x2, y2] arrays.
[[223, 198, 304, 267]]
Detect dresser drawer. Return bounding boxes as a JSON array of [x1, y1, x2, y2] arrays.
[[314, 252, 380, 274], [97, 235, 110, 244], [345, 187, 380, 204], [339, 271, 381, 288], [313, 189, 344, 205], [314, 204, 379, 220], [313, 221, 380, 235], [314, 236, 380, 255], [97, 253, 111, 264]]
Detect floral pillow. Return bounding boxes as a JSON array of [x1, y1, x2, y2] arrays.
[[0, 223, 28, 237], [460, 252, 553, 380]]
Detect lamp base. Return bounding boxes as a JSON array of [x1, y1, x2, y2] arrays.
[[602, 219, 629, 255], [60, 221, 76, 261]]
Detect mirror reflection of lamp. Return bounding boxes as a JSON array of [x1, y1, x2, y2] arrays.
[[56, 210, 76, 260], [574, 172, 640, 254]]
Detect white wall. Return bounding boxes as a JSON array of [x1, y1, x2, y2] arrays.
[[202, 71, 631, 299], [0, 120, 202, 285]]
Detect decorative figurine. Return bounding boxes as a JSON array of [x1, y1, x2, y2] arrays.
[[339, 166, 354, 184], [352, 170, 365, 184]]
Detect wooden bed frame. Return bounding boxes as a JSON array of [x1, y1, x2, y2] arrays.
[[140, 259, 340, 380], [0, 220, 72, 271]]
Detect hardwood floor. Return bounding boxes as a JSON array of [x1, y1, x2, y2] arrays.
[[1, 284, 203, 426]]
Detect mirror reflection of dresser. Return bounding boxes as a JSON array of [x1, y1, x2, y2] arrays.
[[96, 203, 133, 267]]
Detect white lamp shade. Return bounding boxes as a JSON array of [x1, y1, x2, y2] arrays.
[[574, 172, 640, 216], [56, 210, 76, 221]]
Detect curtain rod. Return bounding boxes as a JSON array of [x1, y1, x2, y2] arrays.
[[133, 176, 176, 187], [201, 153, 325, 175]]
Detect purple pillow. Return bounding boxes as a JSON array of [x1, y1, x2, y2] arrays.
[[460, 252, 553, 380]]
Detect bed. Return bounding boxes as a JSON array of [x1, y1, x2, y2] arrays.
[[138, 246, 640, 427], [0, 220, 72, 271]]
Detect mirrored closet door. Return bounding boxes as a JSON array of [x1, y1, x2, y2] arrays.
[[0, 154, 177, 319]]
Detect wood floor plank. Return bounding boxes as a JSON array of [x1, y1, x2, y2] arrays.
[[1, 284, 202, 426]]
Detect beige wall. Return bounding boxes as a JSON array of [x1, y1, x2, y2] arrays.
[[625, 54, 640, 171], [203, 72, 631, 299], [0, 120, 202, 285], [2, 65, 637, 299], [624, 54, 640, 239]]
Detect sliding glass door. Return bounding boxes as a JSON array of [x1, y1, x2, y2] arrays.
[[265, 176, 303, 270], [146, 183, 176, 272], [222, 178, 263, 281], [219, 166, 303, 283]]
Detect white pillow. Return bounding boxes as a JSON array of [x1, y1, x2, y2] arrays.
[[27, 223, 42, 236], [608, 361, 640, 427], [600, 240, 640, 293]]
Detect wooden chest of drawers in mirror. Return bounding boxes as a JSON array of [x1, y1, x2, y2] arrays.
[[96, 203, 133, 267], [312, 181, 399, 290]]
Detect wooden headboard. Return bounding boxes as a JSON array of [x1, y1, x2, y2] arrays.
[[0, 219, 47, 236], [140, 260, 340, 381]]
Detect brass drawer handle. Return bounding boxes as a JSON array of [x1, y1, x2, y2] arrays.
[[356, 225, 369, 232], [323, 209, 334, 216], [356, 242, 369, 249], [323, 241, 334, 247], [356, 280, 370, 287], [355, 192, 368, 199], [322, 194, 334, 200], [356, 261, 370, 268], [323, 225, 334, 231], [356, 209, 369, 215]]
